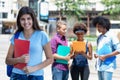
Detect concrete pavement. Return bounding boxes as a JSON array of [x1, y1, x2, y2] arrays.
[[0, 34, 120, 80]]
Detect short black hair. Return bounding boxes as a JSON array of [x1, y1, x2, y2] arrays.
[[92, 16, 111, 31], [73, 22, 87, 34]]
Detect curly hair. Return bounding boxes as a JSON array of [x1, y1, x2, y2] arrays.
[[73, 22, 87, 34], [92, 16, 111, 31]]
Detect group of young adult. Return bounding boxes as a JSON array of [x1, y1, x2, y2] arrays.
[[5, 6, 120, 80], [50, 20, 92, 80]]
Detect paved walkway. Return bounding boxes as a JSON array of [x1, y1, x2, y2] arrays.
[[0, 34, 120, 80]]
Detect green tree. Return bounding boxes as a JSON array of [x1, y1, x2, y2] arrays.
[[55, 0, 88, 21], [101, 0, 120, 18]]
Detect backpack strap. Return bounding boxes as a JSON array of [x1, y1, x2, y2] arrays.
[[7, 31, 20, 77], [110, 37, 116, 52], [13, 31, 20, 57], [85, 40, 88, 54], [97, 34, 102, 45], [14, 31, 20, 39]]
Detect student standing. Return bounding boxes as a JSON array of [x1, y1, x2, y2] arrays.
[[5, 6, 53, 80], [92, 16, 120, 80], [69, 22, 93, 80], [50, 20, 70, 80]]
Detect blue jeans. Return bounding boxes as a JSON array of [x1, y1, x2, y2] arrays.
[[52, 67, 69, 80], [98, 71, 113, 80], [10, 72, 43, 80]]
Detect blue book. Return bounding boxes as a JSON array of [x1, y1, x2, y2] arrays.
[[97, 44, 112, 55], [97, 44, 116, 65], [56, 45, 70, 64]]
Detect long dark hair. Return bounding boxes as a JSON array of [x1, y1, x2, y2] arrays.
[[15, 6, 42, 33]]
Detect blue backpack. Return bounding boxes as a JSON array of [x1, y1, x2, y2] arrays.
[[6, 32, 20, 77]]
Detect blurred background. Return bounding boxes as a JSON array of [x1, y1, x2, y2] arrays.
[[0, 0, 120, 41], [0, 0, 120, 80]]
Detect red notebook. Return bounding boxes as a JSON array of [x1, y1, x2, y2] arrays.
[[14, 39, 30, 69]]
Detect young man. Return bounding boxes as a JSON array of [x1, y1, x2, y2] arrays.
[[92, 16, 120, 80]]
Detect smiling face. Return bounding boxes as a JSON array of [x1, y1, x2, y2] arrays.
[[20, 14, 33, 30], [96, 24, 107, 34]]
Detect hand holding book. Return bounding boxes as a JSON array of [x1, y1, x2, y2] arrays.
[[97, 44, 116, 65], [18, 54, 30, 63], [56, 45, 70, 64], [72, 41, 86, 53], [14, 39, 30, 69], [64, 55, 71, 61]]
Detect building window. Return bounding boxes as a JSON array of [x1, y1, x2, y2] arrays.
[[14, 13, 17, 18], [29, 1, 38, 16], [0, 1, 5, 7], [2, 2, 5, 7], [2, 13, 7, 18]]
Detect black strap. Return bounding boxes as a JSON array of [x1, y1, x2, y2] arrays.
[[12, 32, 20, 57], [85, 40, 88, 54], [97, 34, 102, 45]]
